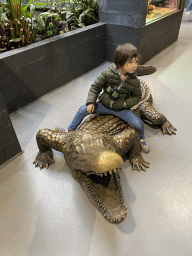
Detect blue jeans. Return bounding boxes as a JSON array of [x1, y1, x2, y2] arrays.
[[186, 0, 192, 11], [68, 102, 144, 139]]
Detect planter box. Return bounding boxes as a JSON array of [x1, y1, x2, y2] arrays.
[[0, 22, 106, 166], [0, 23, 107, 114]]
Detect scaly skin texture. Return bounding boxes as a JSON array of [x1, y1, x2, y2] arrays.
[[131, 80, 177, 135], [136, 65, 157, 76], [34, 115, 149, 224], [33, 80, 176, 225]]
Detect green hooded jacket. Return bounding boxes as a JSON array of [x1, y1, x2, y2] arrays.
[[86, 63, 142, 109]]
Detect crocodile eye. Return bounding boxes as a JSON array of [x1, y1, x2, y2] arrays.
[[75, 144, 86, 154]]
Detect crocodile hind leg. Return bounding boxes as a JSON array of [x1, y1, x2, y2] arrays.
[[33, 129, 67, 169], [112, 127, 149, 172], [139, 102, 177, 135]]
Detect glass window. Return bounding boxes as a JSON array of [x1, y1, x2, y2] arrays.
[[146, 0, 179, 24]]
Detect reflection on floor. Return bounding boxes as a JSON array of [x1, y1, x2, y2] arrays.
[[0, 13, 192, 256]]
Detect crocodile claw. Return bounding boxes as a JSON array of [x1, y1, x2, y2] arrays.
[[161, 120, 177, 135], [130, 156, 149, 172], [33, 150, 54, 170]]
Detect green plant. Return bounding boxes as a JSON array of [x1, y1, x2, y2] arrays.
[[44, 20, 58, 37], [0, 2, 9, 23], [20, 0, 61, 42], [44, 0, 71, 15], [37, 11, 61, 38], [0, 0, 31, 47], [66, 0, 98, 28], [0, 0, 98, 53], [20, 0, 47, 42], [0, 2, 9, 52], [66, 8, 97, 28], [20, 0, 46, 20], [76, 0, 98, 12]]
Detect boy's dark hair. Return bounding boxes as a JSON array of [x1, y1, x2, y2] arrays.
[[114, 43, 140, 68]]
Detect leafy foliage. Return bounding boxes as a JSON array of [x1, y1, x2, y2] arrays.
[[66, 0, 98, 28], [0, 0, 98, 52], [43, 0, 71, 14], [0, 0, 32, 50], [0, 2, 9, 23], [66, 8, 97, 28], [37, 11, 61, 38]]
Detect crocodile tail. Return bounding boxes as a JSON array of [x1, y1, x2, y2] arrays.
[[136, 65, 157, 76]]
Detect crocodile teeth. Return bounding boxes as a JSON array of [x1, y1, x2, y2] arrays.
[[113, 169, 116, 173], [100, 173, 103, 177], [109, 170, 112, 175], [104, 172, 107, 176]]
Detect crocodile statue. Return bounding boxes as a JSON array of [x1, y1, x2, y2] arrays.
[[33, 77, 176, 224]]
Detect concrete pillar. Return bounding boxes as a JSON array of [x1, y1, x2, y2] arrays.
[[98, 0, 148, 28], [97, 0, 185, 64]]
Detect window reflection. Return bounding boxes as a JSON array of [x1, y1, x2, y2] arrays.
[[146, 0, 178, 23]]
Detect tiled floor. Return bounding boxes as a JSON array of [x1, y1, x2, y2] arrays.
[[1, 13, 192, 256]]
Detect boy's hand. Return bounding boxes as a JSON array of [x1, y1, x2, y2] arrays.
[[87, 104, 95, 114]]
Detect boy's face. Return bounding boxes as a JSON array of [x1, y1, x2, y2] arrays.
[[120, 57, 139, 74]]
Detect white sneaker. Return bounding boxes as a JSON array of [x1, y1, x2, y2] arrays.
[[140, 137, 150, 153], [185, 11, 192, 15]]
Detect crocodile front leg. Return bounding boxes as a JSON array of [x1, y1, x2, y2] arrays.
[[112, 127, 149, 172], [33, 129, 67, 169], [139, 102, 177, 135]]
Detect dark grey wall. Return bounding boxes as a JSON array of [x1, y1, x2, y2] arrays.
[[106, 24, 142, 61], [140, 10, 183, 63], [0, 23, 107, 114], [0, 92, 21, 166], [98, 0, 148, 28], [106, 9, 184, 63]]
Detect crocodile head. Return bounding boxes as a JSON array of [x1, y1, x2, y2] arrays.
[[64, 132, 127, 224]]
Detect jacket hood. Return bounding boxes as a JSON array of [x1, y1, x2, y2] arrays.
[[109, 63, 137, 78]]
